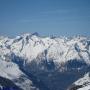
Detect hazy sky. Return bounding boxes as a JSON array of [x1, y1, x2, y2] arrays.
[[0, 0, 90, 37]]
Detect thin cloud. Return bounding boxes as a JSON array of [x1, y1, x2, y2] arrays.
[[18, 9, 70, 23], [18, 9, 80, 23], [40, 9, 71, 14]]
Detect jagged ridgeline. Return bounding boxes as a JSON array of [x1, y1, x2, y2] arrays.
[[0, 33, 90, 90]]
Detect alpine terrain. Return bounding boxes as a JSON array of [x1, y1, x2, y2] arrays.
[[0, 33, 90, 90]]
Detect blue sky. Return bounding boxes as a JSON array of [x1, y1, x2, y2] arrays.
[[0, 0, 90, 37]]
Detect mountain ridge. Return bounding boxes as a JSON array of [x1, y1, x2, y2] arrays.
[[0, 33, 90, 90]]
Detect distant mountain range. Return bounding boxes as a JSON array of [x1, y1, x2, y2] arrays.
[[0, 33, 90, 90]]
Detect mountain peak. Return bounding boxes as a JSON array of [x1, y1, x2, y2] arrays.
[[31, 32, 39, 36]]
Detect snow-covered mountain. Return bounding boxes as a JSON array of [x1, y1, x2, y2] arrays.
[[0, 33, 90, 90], [68, 72, 90, 90]]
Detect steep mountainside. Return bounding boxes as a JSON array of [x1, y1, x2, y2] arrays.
[[68, 72, 90, 90]]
